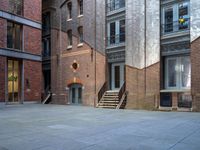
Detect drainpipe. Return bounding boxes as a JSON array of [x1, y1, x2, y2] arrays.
[[144, 0, 147, 97], [94, 0, 97, 107]]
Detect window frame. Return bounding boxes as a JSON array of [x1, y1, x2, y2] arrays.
[[165, 56, 191, 90], [67, 29, 73, 48], [78, 0, 83, 16], [7, 21, 23, 51], [78, 26, 83, 44], [67, 1, 72, 20]]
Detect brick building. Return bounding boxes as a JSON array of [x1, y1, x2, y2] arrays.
[[0, 0, 42, 104], [42, 0, 200, 111], [42, 0, 106, 105]]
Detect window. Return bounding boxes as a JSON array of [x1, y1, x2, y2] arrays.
[[9, 0, 23, 15], [7, 22, 22, 50], [108, 0, 125, 12], [42, 38, 51, 57], [67, 30, 73, 47], [42, 12, 51, 35], [78, 0, 83, 15], [78, 27, 83, 44], [67, 2, 72, 19], [162, 1, 190, 34], [165, 56, 191, 89], [119, 20, 125, 42], [108, 19, 125, 46], [110, 22, 116, 44]]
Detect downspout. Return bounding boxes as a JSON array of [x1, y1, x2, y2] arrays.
[[144, 0, 147, 97], [94, 0, 97, 107]]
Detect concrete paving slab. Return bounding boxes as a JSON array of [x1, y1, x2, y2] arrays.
[[0, 104, 200, 150]]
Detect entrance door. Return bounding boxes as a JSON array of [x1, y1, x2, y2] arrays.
[[70, 84, 82, 104], [111, 63, 124, 90], [7, 59, 21, 103]]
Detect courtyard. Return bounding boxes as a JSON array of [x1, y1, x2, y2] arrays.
[[0, 104, 200, 150]]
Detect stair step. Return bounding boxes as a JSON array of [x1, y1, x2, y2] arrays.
[[100, 100, 119, 103], [98, 105, 116, 109]]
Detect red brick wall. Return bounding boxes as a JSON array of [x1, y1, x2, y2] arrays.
[[24, 60, 42, 101], [0, 56, 6, 102], [125, 63, 160, 110], [51, 30, 106, 106], [191, 37, 200, 111], [24, 26, 41, 55], [24, 0, 41, 22], [0, 0, 9, 12], [0, 18, 6, 48]]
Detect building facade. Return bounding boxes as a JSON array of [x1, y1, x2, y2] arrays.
[[0, 0, 42, 104], [41, 0, 200, 111], [42, 0, 106, 106]]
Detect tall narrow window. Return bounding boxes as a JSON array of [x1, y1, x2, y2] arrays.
[[179, 3, 189, 30], [67, 2, 72, 19], [7, 22, 22, 50], [120, 20, 125, 43], [78, 26, 83, 44], [164, 8, 173, 33], [67, 30, 73, 47], [110, 22, 116, 45], [42, 12, 50, 35], [9, 0, 23, 15], [78, 0, 83, 15]]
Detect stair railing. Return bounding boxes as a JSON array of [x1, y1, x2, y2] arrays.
[[98, 82, 108, 103], [116, 81, 127, 109]]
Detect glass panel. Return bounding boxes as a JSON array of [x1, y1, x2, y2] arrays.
[[181, 57, 191, 88], [178, 93, 192, 108], [120, 20, 125, 43], [110, 22, 115, 44], [78, 27, 83, 43], [79, 0, 83, 15], [7, 22, 13, 49], [72, 88, 75, 103], [8, 60, 13, 102], [68, 30, 72, 46], [179, 3, 189, 30], [115, 66, 120, 88], [14, 24, 22, 50], [167, 59, 177, 87], [9, 0, 23, 15], [67, 2, 72, 19], [78, 87, 82, 104], [13, 61, 19, 102], [119, 0, 125, 8], [164, 8, 173, 33]]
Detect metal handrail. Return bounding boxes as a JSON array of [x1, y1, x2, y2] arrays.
[[98, 82, 108, 103], [107, 33, 125, 46], [161, 19, 190, 35]]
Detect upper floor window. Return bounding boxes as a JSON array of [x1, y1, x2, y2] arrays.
[[67, 30, 73, 47], [42, 38, 51, 57], [67, 2, 72, 20], [165, 56, 191, 89], [107, 19, 125, 46], [78, 26, 83, 44], [7, 21, 22, 50], [42, 12, 51, 36], [9, 0, 23, 16], [162, 1, 190, 34], [107, 0, 125, 12], [78, 0, 83, 15]]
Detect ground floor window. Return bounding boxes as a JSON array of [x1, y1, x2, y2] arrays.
[[165, 56, 191, 89]]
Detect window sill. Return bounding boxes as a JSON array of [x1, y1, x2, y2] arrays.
[[77, 43, 83, 47], [160, 89, 191, 93], [67, 18, 72, 22], [67, 46, 72, 50], [77, 15, 83, 18]]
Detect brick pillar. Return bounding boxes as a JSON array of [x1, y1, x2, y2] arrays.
[[172, 93, 178, 111]]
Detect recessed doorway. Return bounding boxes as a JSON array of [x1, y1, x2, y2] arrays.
[[69, 84, 82, 105]]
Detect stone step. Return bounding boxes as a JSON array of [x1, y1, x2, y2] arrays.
[[98, 105, 116, 109]]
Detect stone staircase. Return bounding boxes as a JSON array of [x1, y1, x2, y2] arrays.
[[97, 90, 120, 109]]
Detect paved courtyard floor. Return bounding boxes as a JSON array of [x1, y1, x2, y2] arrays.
[[0, 104, 200, 150]]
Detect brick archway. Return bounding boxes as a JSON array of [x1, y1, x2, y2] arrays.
[[67, 77, 83, 87]]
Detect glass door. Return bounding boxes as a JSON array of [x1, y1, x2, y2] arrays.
[[8, 60, 21, 103], [70, 84, 82, 105], [111, 63, 124, 90]]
